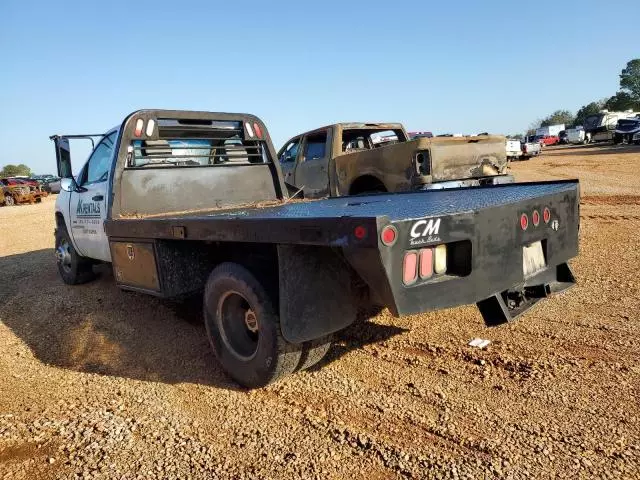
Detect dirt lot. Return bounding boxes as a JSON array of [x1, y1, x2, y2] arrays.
[[1, 145, 639, 479]]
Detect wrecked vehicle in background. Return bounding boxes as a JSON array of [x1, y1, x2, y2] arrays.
[[2, 178, 48, 202], [0, 179, 35, 206], [278, 122, 512, 198]]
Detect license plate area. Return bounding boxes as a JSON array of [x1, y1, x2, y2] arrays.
[[523, 240, 547, 278]]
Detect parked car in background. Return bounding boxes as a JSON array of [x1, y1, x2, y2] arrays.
[[0, 179, 35, 205], [32, 174, 62, 193], [2, 177, 48, 201], [407, 131, 433, 139], [520, 140, 541, 159], [506, 139, 522, 160], [567, 126, 588, 144], [558, 130, 569, 144], [535, 135, 560, 147], [584, 110, 639, 143], [613, 116, 640, 144]]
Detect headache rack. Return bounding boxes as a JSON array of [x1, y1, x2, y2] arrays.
[[125, 118, 268, 169]]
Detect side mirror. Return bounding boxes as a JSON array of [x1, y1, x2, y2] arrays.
[[60, 178, 75, 192]]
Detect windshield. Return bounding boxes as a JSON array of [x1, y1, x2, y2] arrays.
[[584, 114, 604, 129], [341, 128, 406, 152]]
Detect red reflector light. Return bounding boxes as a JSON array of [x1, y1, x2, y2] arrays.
[[403, 251, 418, 285], [253, 122, 262, 139], [532, 210, 540, 226], [381, 225, 397, 246], [543, 207, 551, 223], [419, 248, 433, 278], [134, 118, 144, 137], [520, 213, 529, 231], [354, 225, 367, 240]]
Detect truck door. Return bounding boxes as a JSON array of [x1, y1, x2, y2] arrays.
[[294, 130, 331, 198], [278, 137, 301, 186], [69, 131, 116, 262]]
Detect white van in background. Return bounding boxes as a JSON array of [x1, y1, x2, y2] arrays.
[[567, 126, 588, 144]]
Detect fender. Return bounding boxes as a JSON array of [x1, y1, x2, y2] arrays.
[[54, 190, 82, 252]]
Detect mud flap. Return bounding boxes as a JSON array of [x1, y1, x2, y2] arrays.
[[477, 263, 576, 327], [278, 245, 357, 344]]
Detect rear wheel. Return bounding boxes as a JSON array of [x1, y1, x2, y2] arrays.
[[4, 195, 15, 206], [204, 263, 302, 388], [55, 227, 96, 285]]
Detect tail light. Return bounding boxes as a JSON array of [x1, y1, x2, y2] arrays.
[[404, 246, 448, 285], [145, 119, 156, 137], [134, 118, 144, 137], [520, 213, 529, 231], [253, 122, 262, 139], [413, 150, 431, 175], [543, 207, 551, 223], [381, 225, 397, 246], [532, 210, 540, 226], [419, 248, 433, 278], [434, 244, 447, 274], [354, 225, 367, 240], [403, 252, 418, 285]]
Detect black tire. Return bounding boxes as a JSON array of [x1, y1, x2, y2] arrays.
[[203, 262, 302, 388], [296, 335, 332, 372], [54, 227, 96, 285]]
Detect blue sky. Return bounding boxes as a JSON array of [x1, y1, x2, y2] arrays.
[[1, 0, 638, 174]]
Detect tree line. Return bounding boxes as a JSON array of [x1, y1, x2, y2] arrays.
[[513, 59, 640, 138], [0, 164, 32, 177]]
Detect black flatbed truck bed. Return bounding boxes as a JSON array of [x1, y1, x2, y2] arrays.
[[53, 109, 580, 388], [106, 179, 579, 320]]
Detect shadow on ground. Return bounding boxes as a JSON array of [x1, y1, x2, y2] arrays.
[[0, 250, 405, 390]]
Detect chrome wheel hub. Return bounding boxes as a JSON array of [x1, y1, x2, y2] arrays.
[[56, 240, 72, 273]]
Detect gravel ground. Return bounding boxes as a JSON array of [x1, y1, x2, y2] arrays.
[[1, 145, 639, 479]]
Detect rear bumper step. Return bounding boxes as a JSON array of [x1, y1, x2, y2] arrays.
[[477, 263, 576, 326]]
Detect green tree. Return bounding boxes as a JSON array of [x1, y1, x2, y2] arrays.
[[574, 101, 604, 127], [508, 133, 523, 140], [604, 91, 640, 111], [0, 164, 32, 177], [540, 110, 575, 127], [619, 58, 640, 99]]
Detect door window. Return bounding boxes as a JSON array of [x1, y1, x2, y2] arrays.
[[81, 132, 116, 185], [279, 139, 300, 163], [303, 132, 327, 160]]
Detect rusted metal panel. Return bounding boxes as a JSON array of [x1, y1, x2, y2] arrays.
[[111, 241, 160, 291], [333, 135, 508, 194], [118, 165, 279, 216]]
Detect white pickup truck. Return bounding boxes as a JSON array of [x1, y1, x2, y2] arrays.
[[506, 139, 522, 160], [520, 138, 542, 160]]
